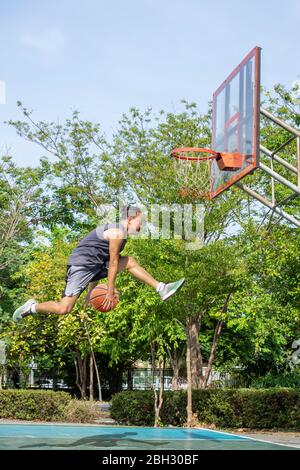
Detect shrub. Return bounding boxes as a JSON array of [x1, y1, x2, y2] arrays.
[[63, 399, 100, 423], [235, 389, 300, 429], [111, 388, 300, 430], [0, 389, 70, 421], [110, 391, 154, 425], [0, 390, 101, 423]]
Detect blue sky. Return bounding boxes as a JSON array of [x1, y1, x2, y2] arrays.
[[1, 0, 300, 166]]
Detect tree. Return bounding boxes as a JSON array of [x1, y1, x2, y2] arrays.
[[0, 155, 48, 271], [225, 223, 300, 380], [7, 103, 110, 231]]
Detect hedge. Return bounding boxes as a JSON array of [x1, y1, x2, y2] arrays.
[[110, 389, 300, 429], [0, 390, 100, 423]]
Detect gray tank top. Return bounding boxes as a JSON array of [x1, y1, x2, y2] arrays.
[[68, 223, 127, 267]]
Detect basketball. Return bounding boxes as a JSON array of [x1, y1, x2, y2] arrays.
[[88, 284, 119, 312]]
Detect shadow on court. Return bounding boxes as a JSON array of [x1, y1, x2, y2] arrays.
[[19, 431, 170, 449]]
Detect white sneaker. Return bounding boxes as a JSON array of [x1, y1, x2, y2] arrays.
[[12, 299, 36, 322], [159, 278, 185, 301]]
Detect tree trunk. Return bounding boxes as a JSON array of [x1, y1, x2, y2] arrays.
[[74, 351, 87, 399], [82, 356, 87, 399], [156, 359, 164, 427], [127, 368, 133, 391], [203, 291, 233, 387], [90, 350, 102, 401], [52, 369, 58, 391], [189, 316, 204, 389], [89, 354, 94, 401], [74, 356, 79, 392], [168, 349, 180, 391], [186, 322, 193, 427], [151, 341, 164, 428], [108, 367, 124, 395], [83, 318, 102, 401]]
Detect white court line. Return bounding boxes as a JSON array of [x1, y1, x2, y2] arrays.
[[195, 426, 299, 449]]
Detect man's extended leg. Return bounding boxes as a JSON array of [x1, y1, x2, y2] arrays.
[[13, 295, 79, 322], [117, 256, 185, 300], [34, 295, 79, 314], [13, 264, 105, 321]]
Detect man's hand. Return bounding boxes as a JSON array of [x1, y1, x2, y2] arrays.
[[85, 284, 119, 309], [113, 288, 120, 300], [102, 289, 119, 310]]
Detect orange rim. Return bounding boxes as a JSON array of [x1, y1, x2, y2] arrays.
[[171, 147, 219, 161]]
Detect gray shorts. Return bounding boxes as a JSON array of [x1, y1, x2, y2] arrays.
[[62, 263, 109, 298]]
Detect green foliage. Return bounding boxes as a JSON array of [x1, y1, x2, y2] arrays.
[[8, 104, 110, 231], [223, 223, 300, 377], [0, 390, 70, 421], [110, 391, 155, 425], [111, 389, 300, 429], [0, 155, 49, 320], [250, 370, 300, 389]]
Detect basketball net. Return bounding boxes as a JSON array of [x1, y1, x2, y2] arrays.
[[171, 148, 217, 200]]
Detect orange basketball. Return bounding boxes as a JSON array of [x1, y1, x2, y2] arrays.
[[88, 284, 119, 312]]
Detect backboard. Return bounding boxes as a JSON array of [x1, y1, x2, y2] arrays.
[[210, 46, 261, 198]]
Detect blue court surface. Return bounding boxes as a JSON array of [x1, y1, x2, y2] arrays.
[[0, 424, 296, 450]]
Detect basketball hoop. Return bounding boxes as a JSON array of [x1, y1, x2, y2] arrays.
[[171, 147, 218, 200], [171, 147, 244, 200]]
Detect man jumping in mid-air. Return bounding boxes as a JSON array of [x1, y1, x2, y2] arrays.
[[13, 205, 185, 321]]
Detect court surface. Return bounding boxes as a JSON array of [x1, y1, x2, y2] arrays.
[[0, 424, 297, 450]]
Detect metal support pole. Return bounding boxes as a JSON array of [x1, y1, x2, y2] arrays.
[[259, 162, 300, 195], [260, 108, 300, 138], [270, 154, 275, 206], [272, 135, 296, 155], [236, 183, 300, 227], [232, 108, 300, 227], [260, 145, 298, 174]]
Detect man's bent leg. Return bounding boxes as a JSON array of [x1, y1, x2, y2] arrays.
[[117, 256, 159, 289], [13, 295, 79, 322], [35, 295, 79, 315]]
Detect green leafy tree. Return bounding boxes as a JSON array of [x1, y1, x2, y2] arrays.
[[0, 155, 50, 323], [8, 103, 109, 231]]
